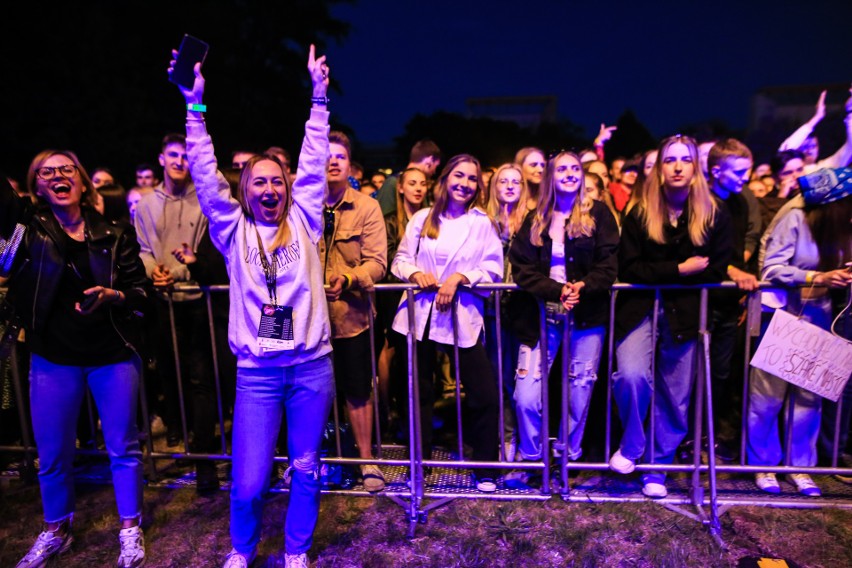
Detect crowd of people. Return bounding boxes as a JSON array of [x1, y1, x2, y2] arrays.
[[1, 43, 851, 567]]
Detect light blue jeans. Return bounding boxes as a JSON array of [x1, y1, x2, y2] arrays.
[[747, 300, 829, 467], [613, 312, 696, 485], [513, 318, 604, 461], [29, 353, 143, 523], [230, 354, 334, 556]]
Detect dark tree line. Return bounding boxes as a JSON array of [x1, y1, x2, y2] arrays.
[[0, 0, 351, 184]]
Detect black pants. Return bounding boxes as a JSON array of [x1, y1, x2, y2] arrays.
[[403, 319, 499, 477]]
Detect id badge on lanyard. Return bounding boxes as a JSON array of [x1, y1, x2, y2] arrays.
[[258, 304, 295, 350], [253, 226, 295, 351]]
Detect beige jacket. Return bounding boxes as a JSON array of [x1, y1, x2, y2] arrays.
[[319, 187, 387, 338]]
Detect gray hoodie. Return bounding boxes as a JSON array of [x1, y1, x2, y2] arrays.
[[134, 181, 207, 301]]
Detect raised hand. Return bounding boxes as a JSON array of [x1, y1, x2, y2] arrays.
[[594, 123, 617, 147], [812, 90, 827, 124], [168, 49, 206, 105], [307, 43, 329, 98]]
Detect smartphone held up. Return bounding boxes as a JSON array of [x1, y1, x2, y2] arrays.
[[169, 34, 209, 89]]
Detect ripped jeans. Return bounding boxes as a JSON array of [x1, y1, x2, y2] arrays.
[[513, 318, 605, 461], [230, 354, 334, 556]]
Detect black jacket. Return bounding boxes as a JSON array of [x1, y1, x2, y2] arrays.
[[1, 179, 148, 355], [508, 200, 620, 346], [615, 202, 732, 342]]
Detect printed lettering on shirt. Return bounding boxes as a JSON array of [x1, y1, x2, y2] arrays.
[[244, 240, 302, 275]]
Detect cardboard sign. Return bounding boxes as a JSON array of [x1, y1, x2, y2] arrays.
[[750, 309, 852, 402]]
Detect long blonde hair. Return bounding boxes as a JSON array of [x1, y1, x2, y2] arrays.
[[421, 154, 484, 239], [238, 155, 292, 250], [486, 163, 528, 240], [394, 167, 427, 242], [530, 151, 595, 246], [641, 135, 716, 246]]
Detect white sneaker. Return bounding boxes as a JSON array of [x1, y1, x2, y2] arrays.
[[473, 474, 497, 493], [755, 472, 781, 494], [609, 449, 636, 474], [223, 548, 256, 568], [788, 473, 821, 497], [15, 528, 73, 567], [117, 525, 145, 567], [284, 552, 309, 568], [641, 482, 668, 498]]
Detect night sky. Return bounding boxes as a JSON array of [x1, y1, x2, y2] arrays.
[[1, 0, 850, 181], [325, 0, 852, 144]]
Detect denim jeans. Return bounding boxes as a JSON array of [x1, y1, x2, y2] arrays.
[[513, 319, 604, 461], [747, 301, 829, 468], [613, 312, 696, 485], [230, 354, 334, 556], [29, 353, 143, 523]]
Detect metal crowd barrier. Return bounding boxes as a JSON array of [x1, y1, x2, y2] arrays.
[[1, 281, 851, 542]]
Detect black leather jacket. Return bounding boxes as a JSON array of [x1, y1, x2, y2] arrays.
[[1, 180, 148, 355]]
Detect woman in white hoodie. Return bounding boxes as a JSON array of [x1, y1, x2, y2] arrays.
[[170, 45, 331, 568]]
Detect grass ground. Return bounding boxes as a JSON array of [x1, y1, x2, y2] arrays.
[[1, 462, 851, 568]]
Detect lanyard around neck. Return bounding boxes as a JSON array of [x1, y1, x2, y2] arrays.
[[254, 225, 278, 305]]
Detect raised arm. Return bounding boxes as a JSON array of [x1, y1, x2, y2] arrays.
[[818, 102, 852, 169], [779, 90, 826, 153], [291, 44, 331, 242], [169, 49, 243, 252]]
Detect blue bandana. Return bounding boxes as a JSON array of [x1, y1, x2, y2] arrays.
[[799, 167, 852, 206]]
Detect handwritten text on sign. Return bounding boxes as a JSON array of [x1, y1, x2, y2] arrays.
[[751, 309, 852, 402]]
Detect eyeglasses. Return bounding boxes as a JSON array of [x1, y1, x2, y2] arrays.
[[35, 164, 78, 180], [324, 207, 335, 237]]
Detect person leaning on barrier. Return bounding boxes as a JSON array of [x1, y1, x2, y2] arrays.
[[376, 167, 429, 442], [507, 151, 619, 487], [747, 170, 852, 497], [484, 162, 530, 463], [609, 135, 732, 499], [391, 154, 504, 493], [171, 44, 333, 568], [3, 154, 149, 567], [320, 130, 388, 493], [706, 139, 761, 460]]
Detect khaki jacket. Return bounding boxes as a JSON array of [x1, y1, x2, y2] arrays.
[[319, 187, 387, 338]]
